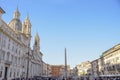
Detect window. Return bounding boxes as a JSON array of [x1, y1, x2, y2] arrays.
[[15, 57, 17, 64], [17, 71, 19, 76], [7, 52, 10, 61], [0, 71, 2, 77], [16, 48, 17, 53], [2, 51, 5, 60], [14, 72, 15, 77], [10, 71, 12, 77], [8, 43, 10, 49], [19, 50, 20, 55], [18, 58, 20, 65], [9, 39, 10, 42], [3, 40, 6, 47], [0, 66, 3, 77], [11, 55, 13, 63], [12, 46, 14, 52]]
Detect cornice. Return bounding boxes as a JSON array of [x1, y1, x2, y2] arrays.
[[102, 44, 120, 57]]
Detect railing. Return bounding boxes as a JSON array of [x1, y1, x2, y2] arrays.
[[4, 60, 12, 65]]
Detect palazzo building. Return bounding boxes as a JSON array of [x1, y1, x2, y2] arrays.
[[86, 44, 120, 78], [0, 7, 43, 80], [50, 65, 70, 79], [76, 61, 91, 77], [100, 44, 120, 77]]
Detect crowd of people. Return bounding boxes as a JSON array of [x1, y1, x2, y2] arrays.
[[76, 77, 120, 80], [3, 76, 120, 80]]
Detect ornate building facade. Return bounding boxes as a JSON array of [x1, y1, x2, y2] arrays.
[[73, 44, 120, 79], [49, 65, 70, 79], [100, 44, 120, 77], [76, 61, 91, 77], [0, 7, 43, 80], [91, 59, 99, 78], [91, 44, 120, 78]]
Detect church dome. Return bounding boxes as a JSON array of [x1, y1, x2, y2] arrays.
[[8, 7, 22, 32], [9, 18, 22, 31]]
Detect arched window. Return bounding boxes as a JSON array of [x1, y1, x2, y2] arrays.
[[7, 52, 10, 61], [0, 66, 3, 77], [15, 57, 17, 64], [2, 50, 5, 60], [18, 57, 20, 65], [11, 55, 13, 63], [9, 68, 12, 77]]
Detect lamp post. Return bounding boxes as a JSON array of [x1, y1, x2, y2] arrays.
[[26, 41, 30, 79]]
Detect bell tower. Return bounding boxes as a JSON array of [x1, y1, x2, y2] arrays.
[[13, 7, 20, 19], [23, 15, 31, 38], [33, 32, 40, 52]]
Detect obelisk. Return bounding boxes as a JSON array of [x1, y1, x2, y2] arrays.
[[65, 48, 67, 80]]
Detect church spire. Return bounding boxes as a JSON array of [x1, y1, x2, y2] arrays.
[[33, 32, 40, 51], [13, 7, 20, 19], [34, 32, 40, 46], [26, 13, 29, 20], [25, 14, 31, 25]]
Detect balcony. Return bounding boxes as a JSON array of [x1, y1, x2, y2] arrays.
[[4, 60, 12, 65]]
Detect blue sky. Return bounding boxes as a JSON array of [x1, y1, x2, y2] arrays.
[[1, 0, 120, 68]]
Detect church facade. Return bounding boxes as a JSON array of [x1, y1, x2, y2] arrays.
[[0, 7, 43, 80]]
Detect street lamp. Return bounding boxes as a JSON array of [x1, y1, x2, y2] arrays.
[[26, 42, 30, 79]]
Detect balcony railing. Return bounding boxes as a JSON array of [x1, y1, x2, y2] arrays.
[[4, 60, 12, 65]]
